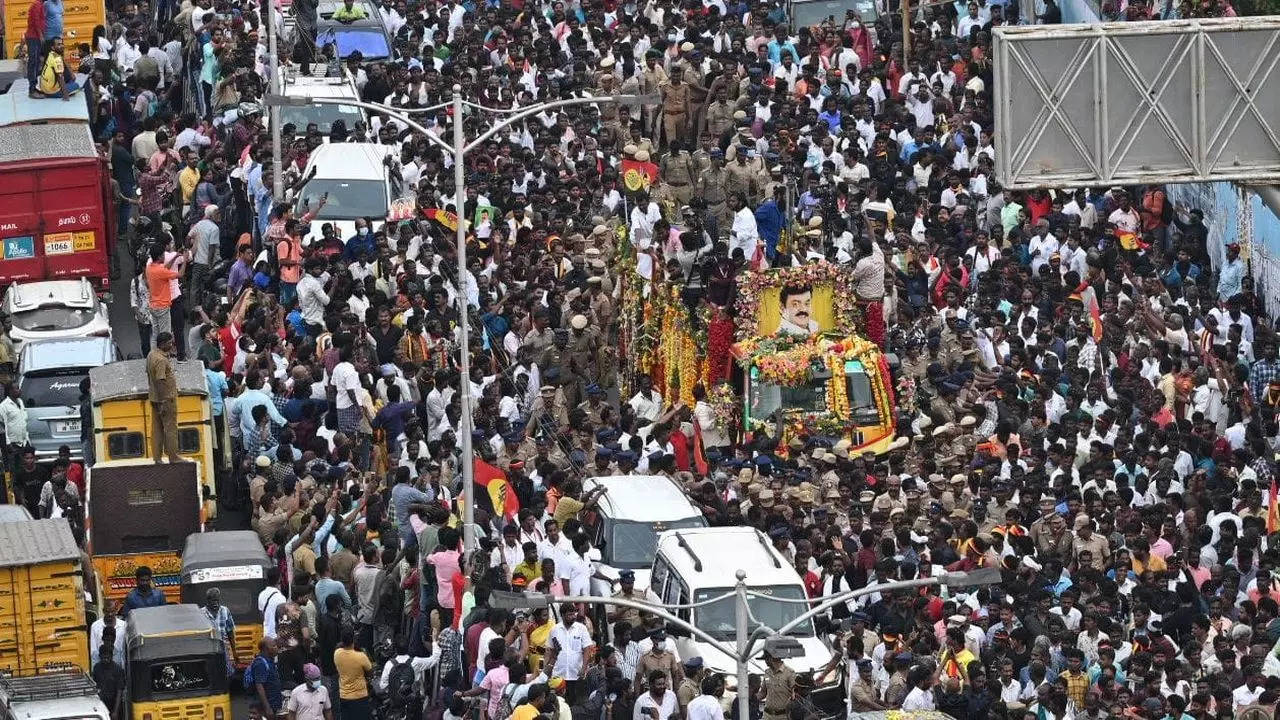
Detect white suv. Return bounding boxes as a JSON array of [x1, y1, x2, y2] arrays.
[[652, 527, 843, 714], [582, 474, 706, 596], [2, 278, 111, 355]]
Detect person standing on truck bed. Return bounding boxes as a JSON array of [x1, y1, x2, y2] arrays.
[[146, 331, 184, 464], [22, 0, 46, 92], [122, 566, 168, 617]]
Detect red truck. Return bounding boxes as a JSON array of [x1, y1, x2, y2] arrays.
[[0, 81, 115, 291]]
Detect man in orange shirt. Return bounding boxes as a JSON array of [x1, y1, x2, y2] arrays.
[[145, 241, 186, 337]]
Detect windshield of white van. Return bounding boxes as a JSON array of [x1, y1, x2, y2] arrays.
[[605, 517, 706, 569], [693, 585, 813, 640], [296, 179, 389, 219], [280, 102, 362, 134]]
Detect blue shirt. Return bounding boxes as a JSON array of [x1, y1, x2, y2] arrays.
[[43, 0, 63, 39], [315, 577, 352, 612], [390, 481, 433, 535], [239, 388, 287, 437], [122, 586, 167, 617], [373, 401, 416, 453], [344, 230, 377, 261], [205, 369, 228, 416], [246, 654, 283, 712], [754, 200, 784, 260]]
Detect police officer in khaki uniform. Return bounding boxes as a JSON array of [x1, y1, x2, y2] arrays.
[[659, 65, 691, 148], [642, 52, 669, 139], [702, 82, 735, 141], [759, 651, 796, 720], [661, 140, 696, 207], [725, 140, 764, 206], [696, 149, 731, 233]]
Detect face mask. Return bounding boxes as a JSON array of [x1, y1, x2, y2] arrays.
[[360, 227, 370, 235], [309, 680, 322, 690]]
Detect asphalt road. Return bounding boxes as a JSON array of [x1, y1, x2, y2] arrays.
[[107, 238, 143, 359]]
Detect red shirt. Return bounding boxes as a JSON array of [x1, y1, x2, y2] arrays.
[[66, 462, 84, 494], [24, 0, 45, 40], [218, 324, 241, 365]]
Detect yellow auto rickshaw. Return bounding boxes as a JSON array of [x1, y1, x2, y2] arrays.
[[88, 358, 218, 519], [180, 531, 271, 671], [125, 604, 231, 720]]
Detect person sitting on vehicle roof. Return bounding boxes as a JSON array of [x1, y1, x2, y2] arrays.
[[331, 0, 368, 23]]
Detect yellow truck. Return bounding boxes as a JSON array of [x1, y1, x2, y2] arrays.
[[0, 518, 90, 677], [4, 0, 106, 65], [88, 359, 218, 520], [86, 460, 203, 608]]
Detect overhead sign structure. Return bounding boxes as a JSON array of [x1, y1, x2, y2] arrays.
[[993, 17, 1280, 189]]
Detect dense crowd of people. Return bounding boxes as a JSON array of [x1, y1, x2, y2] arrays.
[[15, 0, 1280, 716]]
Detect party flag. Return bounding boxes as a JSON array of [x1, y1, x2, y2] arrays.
[[474, 458, 520, 520]]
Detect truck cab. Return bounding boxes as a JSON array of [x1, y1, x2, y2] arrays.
[[0, 673, 110, 720], [738, 334, 897, 455]]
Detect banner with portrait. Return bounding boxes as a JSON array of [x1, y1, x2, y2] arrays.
[[733, 264, 860, 340], [754, 283, 837, 337]]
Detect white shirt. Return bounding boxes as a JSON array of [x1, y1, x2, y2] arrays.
[[378, 644, 443, 695], [0, 396, 29, 445], [1233, 684, 1263, 712], [90, 616, 128, 665], [629, 390, 662, 423], [729, 207, 759, 260], [258, 586, 286, 639], [693, 401, 728, 448], [331, 361, 361, 410], [633, 689, 679, 720], [297, 273, 330, 325], [686, 695, 725, 720], [548, 622, 594, 680], [902, 686, 936, 711]]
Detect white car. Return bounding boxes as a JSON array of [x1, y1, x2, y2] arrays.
[[582, 474, 706, 596], [652, 526, 843, 714], [294, 142, 399, 246], [278, 72, 367, 141], [2, 278, 111, 355]]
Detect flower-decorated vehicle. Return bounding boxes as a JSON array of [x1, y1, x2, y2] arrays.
[[733, 332, 897, 454], [617, 243, 897, 455]]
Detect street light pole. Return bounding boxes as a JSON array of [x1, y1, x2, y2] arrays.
[[492, 566, 1002, 714], [734, 571, 751, 720], [267, 3, 284, 201], [453, 84, 477, 556]]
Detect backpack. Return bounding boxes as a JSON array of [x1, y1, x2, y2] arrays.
[[385, 658, 417, 706], [495, 681, 519, 720]]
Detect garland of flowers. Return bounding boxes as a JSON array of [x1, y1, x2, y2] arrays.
[[732, 263, 862, 341], [709, 383, 738, 430], [826, 354, 850, 420], [703, 306, 736, 386]]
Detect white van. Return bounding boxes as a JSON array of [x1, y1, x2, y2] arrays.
[[279, 73, 367, 140], [294, 142, 400, 244], [582, 474, 706, 596], [652, 527, 843, 713]]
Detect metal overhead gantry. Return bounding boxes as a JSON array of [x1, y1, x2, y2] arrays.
[[992, 17, 1280, 189]]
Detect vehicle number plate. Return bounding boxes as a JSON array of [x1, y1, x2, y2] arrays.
[[55, 420, 80, 433]]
